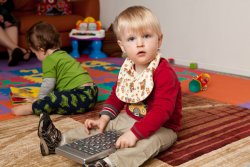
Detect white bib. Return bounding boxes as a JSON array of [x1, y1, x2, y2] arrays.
[[116, 54, 161, 103]]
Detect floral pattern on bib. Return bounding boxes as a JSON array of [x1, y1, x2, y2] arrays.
[[116, 54, 161, 103]]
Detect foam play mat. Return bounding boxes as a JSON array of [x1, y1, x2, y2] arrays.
[[0, 56, 201, 120]]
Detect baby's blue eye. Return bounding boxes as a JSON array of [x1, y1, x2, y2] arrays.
[[144, 34, 151, 38], [127, 37, 135, 41]]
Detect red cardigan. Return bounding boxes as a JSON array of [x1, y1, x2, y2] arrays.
[[100, 58, 182, 139]]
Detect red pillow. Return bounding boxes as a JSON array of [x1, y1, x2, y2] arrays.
[[37, 0, 72, 16]]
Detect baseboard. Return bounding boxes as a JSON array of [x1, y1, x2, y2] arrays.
[[174, 59, 250, 77]]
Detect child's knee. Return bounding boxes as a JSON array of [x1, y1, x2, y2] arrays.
[[156, 128, 177, 152], [32, 101, 42, 115], [32, 99, 51, 115]]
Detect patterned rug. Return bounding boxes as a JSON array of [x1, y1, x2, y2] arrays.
[[159, 93, 250, 166], [1, 93, 249, 167], [1, 56, 250, 166]]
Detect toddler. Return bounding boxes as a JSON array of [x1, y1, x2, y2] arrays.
[[12, 21, 98, 116], [38, 6, 182, 167]]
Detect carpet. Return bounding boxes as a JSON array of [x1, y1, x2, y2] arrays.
[[71, 93, 250, 166], [1, 56, 250, 166], [158, 93, 250, 166], [0, 113, 165, 167], [1, 93, 249, 167]]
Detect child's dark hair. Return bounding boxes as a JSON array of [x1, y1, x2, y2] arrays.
[[26, 21, 61, 52]]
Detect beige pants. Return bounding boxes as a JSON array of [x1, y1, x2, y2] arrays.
[[61, 112, 177, 167]]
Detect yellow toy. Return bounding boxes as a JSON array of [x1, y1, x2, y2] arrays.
[[189, 73, 211, 93], [76, 17, 102, 31]]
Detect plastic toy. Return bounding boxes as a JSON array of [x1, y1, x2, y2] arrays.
[[71, 17, 105, 40], [76, 17, 102, 31], [189, 73, 211, 93], [69, 17, 107, 59], [190, 62, 198, 69]]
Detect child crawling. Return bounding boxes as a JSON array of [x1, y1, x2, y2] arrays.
[[12, 21, 98, 116]]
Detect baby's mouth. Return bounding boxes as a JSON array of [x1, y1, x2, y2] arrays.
[[137, 51, 146, 55]]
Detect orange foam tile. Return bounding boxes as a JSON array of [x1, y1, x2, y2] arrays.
[[181, 73, 250, 105]]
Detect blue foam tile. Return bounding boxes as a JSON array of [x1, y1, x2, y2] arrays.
[[0, 88, 10, 97], [10, 67, 42, 76], [0, 104, 10, 114], [0, 72, 18, 79], [239, 102, 250, 109]]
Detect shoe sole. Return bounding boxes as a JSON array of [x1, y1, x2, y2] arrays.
[[38, 113, 44, 137], [40, 137, 49, 156], [38, 113, 48, 156]]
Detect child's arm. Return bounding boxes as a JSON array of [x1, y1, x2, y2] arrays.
[[38, 78, 56, 99], [99, 83, 125, 119], [11, 78, 56, 116]]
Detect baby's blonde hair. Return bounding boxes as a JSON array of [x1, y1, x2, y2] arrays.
[[113, 6, 162, 40]]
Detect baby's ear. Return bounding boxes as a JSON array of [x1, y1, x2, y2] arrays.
[[158, 34, 163, 47], [117, 40, 125, 53]]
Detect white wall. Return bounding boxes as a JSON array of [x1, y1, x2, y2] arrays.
[[100, 0, 250, 77]]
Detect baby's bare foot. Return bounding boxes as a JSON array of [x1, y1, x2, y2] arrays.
[[12, 104, 33, 116]]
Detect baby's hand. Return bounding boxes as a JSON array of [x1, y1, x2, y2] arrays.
[[115, 131, 138, 149], [84, 115, 110, 134], [25, 97, 37, 103]]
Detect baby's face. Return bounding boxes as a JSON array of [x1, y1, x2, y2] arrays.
[[118, 28, 162, 67]]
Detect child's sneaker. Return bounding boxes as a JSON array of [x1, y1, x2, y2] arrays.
[[83, 159, 110, 167], [38, 112, 62, 156]]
